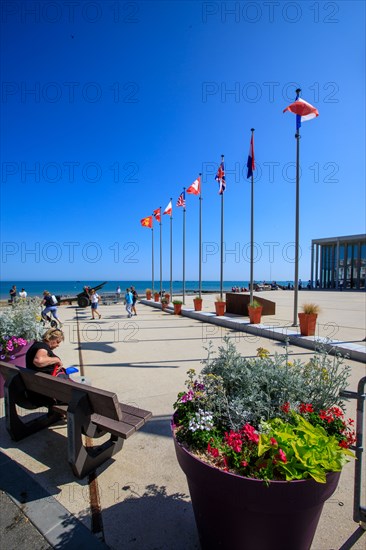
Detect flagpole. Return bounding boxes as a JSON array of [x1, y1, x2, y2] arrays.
[[183, 187, 186, 304], [170, 197, 173, 300], [220, 156, 224, 300], [151, 223, 154, 295], [250, 129, 255, 303], [293, 88, 301, 326], [198, 173, 202, 299], [159, 207, 162, 298]]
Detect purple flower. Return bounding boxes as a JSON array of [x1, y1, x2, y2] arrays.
[[0, 355, 6, 360], [10, 355, 15, 360]]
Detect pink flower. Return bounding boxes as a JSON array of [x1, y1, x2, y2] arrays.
[[270, 437, 277, 446], [241, 460, 248, 467], [277, 449, 287, 463]]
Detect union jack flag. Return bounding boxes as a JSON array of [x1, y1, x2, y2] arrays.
[[215, 161, 226, 194], [176, 191, 186, 207]]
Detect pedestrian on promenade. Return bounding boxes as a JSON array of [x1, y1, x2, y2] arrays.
[[9, 285, 16, 302], [19, 288, 27, 299], [90, 289, 101, 319], [125, 288, 133, 318], [42, 291, 62, 328], [116, 285, 121, 300], [131, 285, 138, 315]]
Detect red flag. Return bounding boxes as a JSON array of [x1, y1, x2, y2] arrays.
[[140, 216, 153, 228], [163, 200, 172, 216], [153, 208, 161, 222], [187, 176, 201, 195]]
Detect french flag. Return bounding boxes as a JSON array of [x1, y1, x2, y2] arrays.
[[283, 93, 319, 129], [246, 133, 255, 179]]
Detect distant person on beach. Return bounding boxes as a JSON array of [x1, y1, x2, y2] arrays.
[[26, 328, 65, 375], [19, 288, 27, 298], [125, 288, 133, 318], [90, 288, 101, 319], [339, 280, 344, 291], [131, 286, 138, 315], [42, 291, 62, 327], [116, 285, 121, 300], [9, 285, 16, 302]]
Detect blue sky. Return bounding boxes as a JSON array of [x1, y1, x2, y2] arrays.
[[1, 0, 365, 282]]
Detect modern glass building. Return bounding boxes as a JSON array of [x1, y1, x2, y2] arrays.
[[311, 234, 366, 290]]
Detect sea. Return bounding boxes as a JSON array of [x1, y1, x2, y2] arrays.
[[0, 280, 293, 301]]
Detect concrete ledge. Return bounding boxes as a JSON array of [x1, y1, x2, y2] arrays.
[[140, 300, 366, 363]]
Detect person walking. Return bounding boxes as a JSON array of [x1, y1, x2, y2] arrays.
[[125, 288, 133, 318], [131, 285, 138, 315], [19, 288, 27, 299], [90, 288, 101, 319]]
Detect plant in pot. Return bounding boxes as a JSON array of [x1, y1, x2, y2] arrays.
[[298, 303, 320, 336], [172, 300, 183, 315], [172, 338, 355, 550], [247, 299, 263, 324], [214, 295, 226, 316], [193, 296, 203, 311], [164, 292, 171, 302], [154, 292, 160, 302], [145, 288, 152, 300], [161, 297, 169, 311]]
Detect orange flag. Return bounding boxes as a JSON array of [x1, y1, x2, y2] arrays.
[[140, 216, 153, 228]]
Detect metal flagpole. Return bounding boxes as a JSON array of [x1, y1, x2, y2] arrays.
[[220, 156, 224, 300], [170, 198, 173, 300], [250, 129, 255, 303], [198, 174, 202, 298], [151, 223, 154, 294], [183, 187, 186, 304], [159, 207, 163, 297], [293, 89, 301, 326]]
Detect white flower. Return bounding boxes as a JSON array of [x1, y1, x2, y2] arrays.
[[188, 409, 214, 432]]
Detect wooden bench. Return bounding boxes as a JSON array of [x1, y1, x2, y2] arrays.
[[0, 361, 152, 479]]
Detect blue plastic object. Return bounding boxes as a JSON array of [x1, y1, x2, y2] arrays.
[[65, 366, 79, 375]]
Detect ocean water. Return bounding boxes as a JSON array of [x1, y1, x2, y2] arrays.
[[0, 280, 292, 300]]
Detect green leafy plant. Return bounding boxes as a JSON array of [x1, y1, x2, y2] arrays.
[[248, 299, 261, 309], [215, 295, 225, 303], [173, 300, 183, 305], [173, 338, 355, 483]]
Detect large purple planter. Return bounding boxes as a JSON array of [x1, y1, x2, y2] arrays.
[[173, 432, 341, 550], [0, 341, 33, 398]]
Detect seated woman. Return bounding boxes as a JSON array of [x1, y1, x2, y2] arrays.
[[26, 328, 65, 376]]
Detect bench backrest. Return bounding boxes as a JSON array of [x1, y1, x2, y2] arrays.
[[0, 361, 122, 421]]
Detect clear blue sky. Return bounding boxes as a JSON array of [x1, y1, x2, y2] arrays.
[[1, 0, 365, 282]]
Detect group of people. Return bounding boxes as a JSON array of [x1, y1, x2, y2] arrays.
[[124, 286, 138, 318], [9, 285, 27, 302]]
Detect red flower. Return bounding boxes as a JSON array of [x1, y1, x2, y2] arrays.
[[241, 460, 248, 467], [281, 402, 290, 414], [277, 449, 287, 463], [299, 403, 314, 414], [270, 437, 277, 446]]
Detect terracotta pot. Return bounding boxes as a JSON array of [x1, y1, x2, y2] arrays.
[[161, 301, 168, 311], [164, 293, 170, 302], [154, 293, 160, 302], [215, 301, 226, 316], [298, 313, 318, 336], [146, 291, 152, 300], [173, 428, 341, 550], [173, 303, 182, 315], [193, 298, 202, 311], [248, 305, 263, 324]]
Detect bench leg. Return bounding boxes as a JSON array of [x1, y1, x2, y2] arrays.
[[4, 375, 62, 441], [67, 391, 124, 478]]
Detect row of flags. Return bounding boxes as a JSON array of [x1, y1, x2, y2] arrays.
[[140, 94, 319, 228]]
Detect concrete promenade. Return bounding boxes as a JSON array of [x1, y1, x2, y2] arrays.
[[0, 290, 365, 549]]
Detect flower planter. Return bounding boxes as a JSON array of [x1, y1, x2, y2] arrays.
[[164, 293, 170, 302], [146, 291, 152, 300], [173, 303, 182, 315], [248, 305, 263, 324], [193, 298, 202, 312], [154, 293, 160, 303], [173, 431, 340, 550], [214, 301, 226, 316], [0, 341, 33, 398], [298, 313, 318, 336]]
